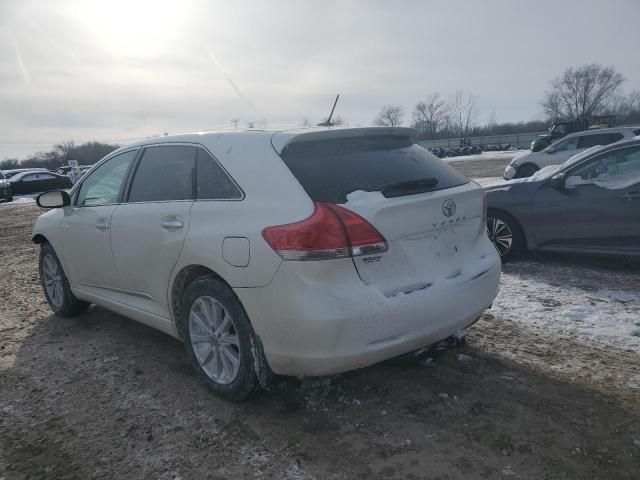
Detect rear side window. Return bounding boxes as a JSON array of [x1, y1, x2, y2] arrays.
[[128, 145, 196, 202], [578, 133, 624, 149], [196, 148, 242, 199], [280, 136, 468, 204]]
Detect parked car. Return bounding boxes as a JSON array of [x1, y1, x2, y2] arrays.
[[1, 167, 48, 179], [8, 171, 72, 195], [486, 137, 640, 261], [504, 127, 640, 179], [32, 127, 501, 400], [529, 115, 618, 152], [0, 172, 12, 202], [55, 165, 92, 176]]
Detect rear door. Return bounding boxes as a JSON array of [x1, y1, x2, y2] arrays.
[[279, 134, 490, 296], [110, 144, 196, 318]]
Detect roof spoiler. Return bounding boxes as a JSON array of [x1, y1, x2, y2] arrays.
[[271, 127, 418, 155]]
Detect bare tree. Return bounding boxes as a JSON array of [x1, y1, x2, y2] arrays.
[[374, 105, 404, 127], [486, 109, 497, 132], [0, 158, 19, 170], [541, 64, 625, 120], [300, 117, 312, 127], [449, 90, 478, 137], [412, 93, 448, 139]]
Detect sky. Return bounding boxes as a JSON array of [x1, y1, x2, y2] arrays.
[[1, 0, 639, 160]]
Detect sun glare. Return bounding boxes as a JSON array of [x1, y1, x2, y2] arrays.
[[74, 0, 187, 57]]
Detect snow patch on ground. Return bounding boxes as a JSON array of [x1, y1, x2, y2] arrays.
[[0, 196, 36, 206], [443, 151, 520, 162], [493, 262, 640, 352]]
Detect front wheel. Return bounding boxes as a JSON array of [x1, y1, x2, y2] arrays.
[[180, 275, 260, 401], [486, 210, 524, 262], [39, 243, 90, 317]]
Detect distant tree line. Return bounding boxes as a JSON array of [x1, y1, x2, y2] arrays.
[[0, 141, 119, 171], [374, 63, 640, 140]]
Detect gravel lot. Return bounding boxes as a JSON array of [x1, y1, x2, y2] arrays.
[[1, 179, 639, 479]]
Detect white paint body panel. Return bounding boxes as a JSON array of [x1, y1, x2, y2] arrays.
[[505, 127, 639, 179], [32, 127, 501, 377]]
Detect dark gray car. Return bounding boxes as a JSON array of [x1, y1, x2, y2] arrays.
[[485, 137, 640, 261]]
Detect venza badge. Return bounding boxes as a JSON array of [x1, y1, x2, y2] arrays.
[[442, 199, 456, 217]]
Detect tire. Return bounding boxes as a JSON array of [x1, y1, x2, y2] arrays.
[[39, 243, 90, 317], [515, 164, 538, 178], [179, 275, 260, 401], [6, 196, 12, 203], [486, 210, 524, 262]]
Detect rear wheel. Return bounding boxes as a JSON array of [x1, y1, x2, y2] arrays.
[[486, 210, 524, 262], [515, 164, 538, 178], [39, 243, 90, 317], [180, 275, 260, 401]]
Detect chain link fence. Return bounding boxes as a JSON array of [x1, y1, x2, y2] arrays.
[[419, 131, 545, 150]]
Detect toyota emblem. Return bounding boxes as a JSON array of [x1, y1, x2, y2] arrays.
[[442, 199, 456, 217]]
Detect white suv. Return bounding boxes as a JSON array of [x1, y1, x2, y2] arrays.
[[504, 126, 640, 179], [33, 127, 501, 400]]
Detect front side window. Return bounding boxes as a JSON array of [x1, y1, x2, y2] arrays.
[[565, 146, 640, 190], [77, 149, 137, 206], [21, 174, 38, 182], [127, 145, 195, 203], [196, 148, 242, 200]]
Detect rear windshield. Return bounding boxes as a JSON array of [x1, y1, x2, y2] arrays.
[[280, 135, 468, 203]]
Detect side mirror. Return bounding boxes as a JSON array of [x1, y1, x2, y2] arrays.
[[547, 173, 566, 189], [545, 147, 555, 154], [36, 190, 71, 208]]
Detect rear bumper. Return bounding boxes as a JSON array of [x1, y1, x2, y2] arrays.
[[235, 251, 501, 377]]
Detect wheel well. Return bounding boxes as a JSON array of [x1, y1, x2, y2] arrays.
[[171, 265, 224, 339], [517, 162, 539, 172], [487, 207, 527, 250], [169, 264, 274, 386], [32, 234, 48, 245]]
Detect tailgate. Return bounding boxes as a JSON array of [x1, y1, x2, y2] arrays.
[[344, 182, 487, 296]]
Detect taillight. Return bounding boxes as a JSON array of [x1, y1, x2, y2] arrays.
[[262, 202, 388, 261], [482, 192, 488, 225]]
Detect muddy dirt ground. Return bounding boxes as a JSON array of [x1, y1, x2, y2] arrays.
[[1, 198, 639, 479]]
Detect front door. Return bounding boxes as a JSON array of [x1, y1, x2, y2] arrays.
[[61, 149, 139, 292], [531, 144, 640, 252], [110, 144, 196, 318]]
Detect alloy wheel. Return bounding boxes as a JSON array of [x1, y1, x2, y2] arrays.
[[42, 253, 64, 308], [188, 296, 241, 385], [487, 217, 513, 257]]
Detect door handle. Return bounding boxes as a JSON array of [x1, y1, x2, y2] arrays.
[[95, 221, 110, 230], [161, 217, 184, 230]]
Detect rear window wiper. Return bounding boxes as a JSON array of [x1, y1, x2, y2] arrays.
[[381, 177, 439, 198]]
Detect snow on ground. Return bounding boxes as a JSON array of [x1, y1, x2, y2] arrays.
[[494, 261, 640, 353], [0, 196, 36, 207], [442, 150, 521, 163]]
